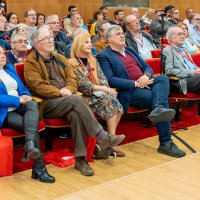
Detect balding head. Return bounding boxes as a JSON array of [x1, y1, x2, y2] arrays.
[[131, 7, 139, 17], [124, 15, 140, 32]]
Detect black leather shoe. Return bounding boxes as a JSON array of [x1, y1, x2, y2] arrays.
[[32, 165, 56, 183], [148, 107, 176, 123], [24, 140, 40, 160], [74, 157, 94, 176]]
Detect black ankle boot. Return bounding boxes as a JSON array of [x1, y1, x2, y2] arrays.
[[24, 140, 40, 160], [32, 165, 55, 183]]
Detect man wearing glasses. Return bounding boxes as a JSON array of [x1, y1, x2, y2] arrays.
[[97, 25, 186, 158], [24, 27, 123, 176], [6, 33, 28, 65], [188, 13, 200, 46], [24, 9, 37, 38], [164, 26, 200, 94]]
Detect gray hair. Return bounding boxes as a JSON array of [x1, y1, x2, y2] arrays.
[[31, 27, 50, 46], [95, 20, 110, 35], [45, 14, 59, 24], [11, 33, 26, 43], [166, 26, 180, 42], [104, 25, 123, 42]]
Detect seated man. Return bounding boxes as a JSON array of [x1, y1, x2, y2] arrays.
[[97, 25, 186, 158], [93, 20, 111, 53], [124, 15, 158, 59], [163, 26, 200, 94], [24, 27, 124, 176], [6, 33, 28, 64]]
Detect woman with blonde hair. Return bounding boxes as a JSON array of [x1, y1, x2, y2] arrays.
[[69, 33, 125, 157]]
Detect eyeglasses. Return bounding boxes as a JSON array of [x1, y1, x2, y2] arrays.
[[71, 9, 77, 12], [193, 18, 200, 21], [127, 19, 138, 25], [36, 36, 54, 43], [174, 32, 185, 36], [12, 40, 28, 44], [28, 14, 36, 17], [48, 21, 60, 25], [112, 32, 125, 37]]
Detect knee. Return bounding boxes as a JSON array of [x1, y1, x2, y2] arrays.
[[26, 100, 38, 110], [155, 75, 169, 85]]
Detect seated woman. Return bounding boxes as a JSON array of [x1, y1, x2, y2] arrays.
[[0, 47, 55, 183], [177, 22, 199, 54], [6, 33, 27, 64], [69, 33, 125, 157]]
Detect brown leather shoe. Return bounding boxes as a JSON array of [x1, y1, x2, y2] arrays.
[[74, 157, 94, 176], [110, 148, 125, 157]]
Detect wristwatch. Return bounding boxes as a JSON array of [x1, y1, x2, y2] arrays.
[[144, 73, 152, 79]]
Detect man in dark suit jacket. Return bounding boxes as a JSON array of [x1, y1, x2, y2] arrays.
[[6, 33, 27, 65], [97, 25, 186, 158]]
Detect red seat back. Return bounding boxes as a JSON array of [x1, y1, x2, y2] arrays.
[[191, 53, 200, 67], [151, 49, 161, 58], [145, 58, 161, 75], [14, 63, 25, 85]]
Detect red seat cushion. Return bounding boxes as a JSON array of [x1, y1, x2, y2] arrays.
[[43, 119, 70, 128], [127, 107, 148, 113], [145, 58, 161, 75], [191, 53, 200, 67], [1, 121, 45, 137]]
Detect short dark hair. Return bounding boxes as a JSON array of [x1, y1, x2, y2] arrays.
[[99, 6, 108, 11], [24, 8, 35, 17], [36, 13, 45, 26], [114, 9, 123, 17], [6, 12, 16, 22], [93, 10, 103, 20], [164, 5, 175, 12], [68, 5, 76, 12]]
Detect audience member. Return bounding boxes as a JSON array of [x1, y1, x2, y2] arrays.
[[64, 5, 78, 19], [168, 8, 181, 26], [45, 14, 71, 46], [13, 23, 32, 49], [130, 7, 148, 30], [36, 13, 45, 27], [110, 9, 125, 31], [164, 5, 175, 20], [24, 9, 37, 39], [97, 25, 186, 158], [177, 22, 199, 54], [150, 9, 172, 44], [124, 15, 158, 59], [90, 10, 104, 35], [141, 8, 156, 25], [69, 33, 125, 157], [24, 27, 122, 176], [6, 33, 27, 64], [93, 20, 111, 52], [188, 13, 200, 46], [6, 12, 18, 30], [183, 8, 194, 27], [0, 46, 55, 183], [164, 26, 200, 94], [99, 5, 110, 22]]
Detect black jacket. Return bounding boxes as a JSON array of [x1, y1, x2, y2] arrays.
[[125, 31, 159, 53]]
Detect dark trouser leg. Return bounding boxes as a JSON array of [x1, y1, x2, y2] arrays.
[[187, 75, 200, 93], [44, 95, 103, 157], [4, 101, 39, 142], [130, 76, 172, 145]]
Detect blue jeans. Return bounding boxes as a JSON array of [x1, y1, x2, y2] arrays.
[[130, 75, 172, 145]]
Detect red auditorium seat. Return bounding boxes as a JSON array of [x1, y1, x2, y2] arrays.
[[14, 63, 70, 151], [151, 49, 161, 58]]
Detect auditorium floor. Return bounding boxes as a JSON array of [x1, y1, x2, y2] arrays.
[[1, 125, 200, 200]]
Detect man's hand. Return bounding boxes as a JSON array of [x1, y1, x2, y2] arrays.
[[60, 88, 72, 96], [136, 75, 153, 88]]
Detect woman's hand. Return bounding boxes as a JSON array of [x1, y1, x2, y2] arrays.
[[99, 86, 117, 95], [21, 95, 32, 102]]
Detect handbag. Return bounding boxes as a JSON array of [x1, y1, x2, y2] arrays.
[[0, 131, 13, 176]]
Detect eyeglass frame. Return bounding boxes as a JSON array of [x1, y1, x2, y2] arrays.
[[36, 35, 54, 43], [12, 40, 28, 44]]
